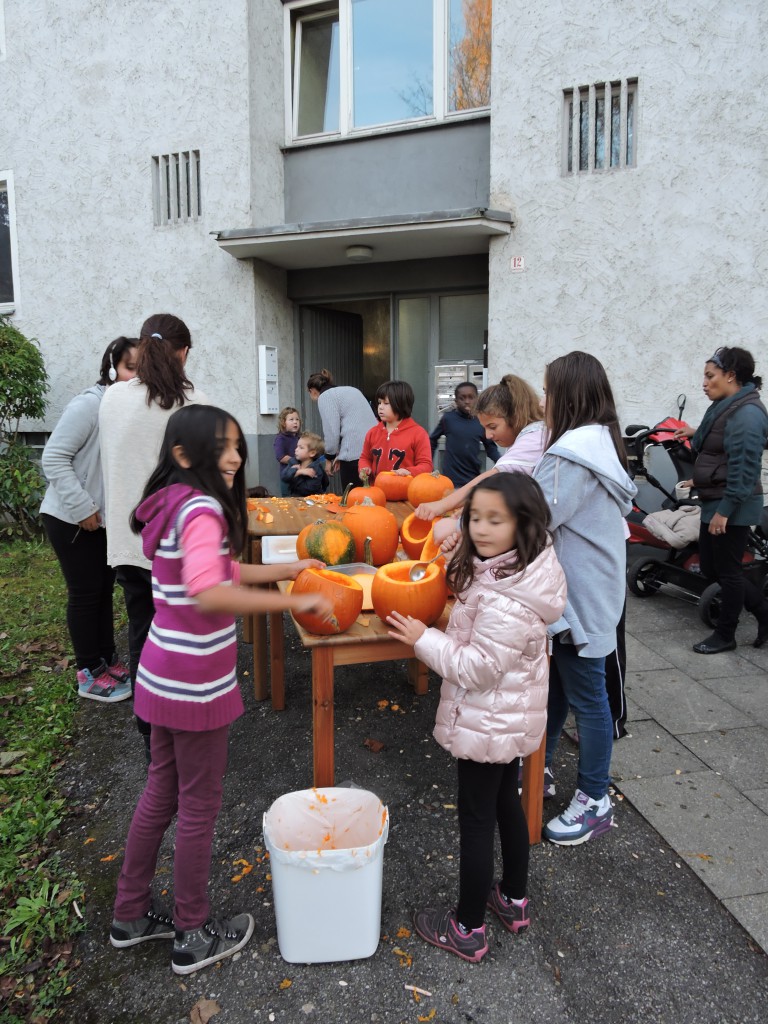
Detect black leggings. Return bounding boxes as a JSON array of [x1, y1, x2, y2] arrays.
[[456, 758, 529, 929], [42, 514, 116, 675], [115, 565, 154, 738], [699, 523, 768, 640]]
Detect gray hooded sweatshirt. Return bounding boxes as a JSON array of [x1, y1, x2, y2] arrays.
[[534, 424, 636, 658]]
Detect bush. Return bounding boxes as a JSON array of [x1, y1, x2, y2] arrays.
[[0, 315, 49, 538]]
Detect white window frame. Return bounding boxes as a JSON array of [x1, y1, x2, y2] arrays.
[[0, 171, 20, 313], [284, 0, 490, 144], [561, 79, 638, 176]]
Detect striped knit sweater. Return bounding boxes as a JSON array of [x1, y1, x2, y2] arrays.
[[133, 484, 244, 732]]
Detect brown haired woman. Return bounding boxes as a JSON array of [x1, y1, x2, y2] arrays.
[[306, 369, 376, 491], [415, 374, 546, 523], [99, 313, 208, 760]]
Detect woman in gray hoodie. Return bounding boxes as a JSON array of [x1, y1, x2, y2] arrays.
[[534, 352, 636, 846], [40, 337, 137, 702]]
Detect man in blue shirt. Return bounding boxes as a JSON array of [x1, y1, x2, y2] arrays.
[[429, 382, 501, 487]]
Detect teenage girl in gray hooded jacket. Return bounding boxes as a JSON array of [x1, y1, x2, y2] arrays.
[[534, 351, 636, 847]]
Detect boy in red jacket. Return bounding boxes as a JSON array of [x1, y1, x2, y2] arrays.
[[358, 380, 432, 481]]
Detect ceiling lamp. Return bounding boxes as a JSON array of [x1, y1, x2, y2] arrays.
[[345, 245, 374, 262]]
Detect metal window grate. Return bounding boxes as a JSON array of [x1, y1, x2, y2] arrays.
[[563, 79, 637, 175], [152, 150, 201, 226]]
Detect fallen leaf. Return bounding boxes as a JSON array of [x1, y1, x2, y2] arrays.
[[417, 1011, 436, 1022], [190, 997, 221, 1023], [363, 738, 385, 753], [279, 978, 292, 990], [396, 927, 411, 939]]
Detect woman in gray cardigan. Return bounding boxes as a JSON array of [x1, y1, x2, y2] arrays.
[[40, 337, 137, 703]]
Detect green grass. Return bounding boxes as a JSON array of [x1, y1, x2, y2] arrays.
[[0, 539, 87, 1023]]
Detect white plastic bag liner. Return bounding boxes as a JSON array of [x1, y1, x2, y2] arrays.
[[263, 787, 389, 963]]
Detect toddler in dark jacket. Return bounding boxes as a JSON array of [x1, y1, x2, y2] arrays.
[[280, 432, 329, 497]]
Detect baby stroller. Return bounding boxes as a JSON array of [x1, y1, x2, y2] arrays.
[[624, 398, 768, 627]]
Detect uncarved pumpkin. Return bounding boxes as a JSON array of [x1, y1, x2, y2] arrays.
[[371, 561, 448, 626], [341, 499, 399, 565], [343, 478, 387, 508], [296, 519, 356, 566], [292, 568, 363, 634], [407, 470, 454, 508], [375, 471, 411, 501], [400, 512, 433, 559]]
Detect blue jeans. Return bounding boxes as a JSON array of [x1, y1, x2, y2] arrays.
[[545, 637, 613, 800]]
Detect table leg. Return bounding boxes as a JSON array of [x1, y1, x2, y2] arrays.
[[312, 647, 335, 788], [521, 733, 545, 845], [406, 658, 428, 695], [252, 613, 269, 702], [269, 605, 285, 711], [243, 538, 261, 644]]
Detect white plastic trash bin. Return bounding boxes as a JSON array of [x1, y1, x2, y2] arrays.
[[263, 787, 389, 964]]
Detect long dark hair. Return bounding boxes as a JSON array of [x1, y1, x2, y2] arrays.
[[131, 405, 248, 555], [447, 474, 551, 600], [708, 346, 762, 389], [306, 368, 334, 393], [97, 336, 138, 386], [544, 351, 627, 468], [135, 313, 194, 410]]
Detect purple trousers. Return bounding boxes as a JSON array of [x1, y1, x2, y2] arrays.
[[113, 724, 229, 931]]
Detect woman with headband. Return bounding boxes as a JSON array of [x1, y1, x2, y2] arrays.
[[675, 346, 768, 654], [99, 314, 207, 760]]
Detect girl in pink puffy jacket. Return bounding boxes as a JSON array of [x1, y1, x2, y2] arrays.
[[387, 474, 567, 963]]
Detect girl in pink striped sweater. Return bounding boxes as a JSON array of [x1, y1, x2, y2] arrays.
[[110, 405, 331, 976]]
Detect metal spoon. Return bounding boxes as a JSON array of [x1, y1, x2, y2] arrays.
[[409, 552, 442, 581]]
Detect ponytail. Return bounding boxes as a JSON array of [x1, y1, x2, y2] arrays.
[[135, 313, 193, 410]]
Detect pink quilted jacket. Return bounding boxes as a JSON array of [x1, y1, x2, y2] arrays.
[[414, 543, 567, 763]]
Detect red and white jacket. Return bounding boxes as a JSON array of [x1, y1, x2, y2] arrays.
[[358, 418, 432, 479]]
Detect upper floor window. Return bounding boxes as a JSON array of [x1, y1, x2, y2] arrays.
[[562, 79, 637, 175], [0, 173, 19, 311], [286, 0, 491, 141]]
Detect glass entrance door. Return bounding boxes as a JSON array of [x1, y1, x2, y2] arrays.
[[395, 292, 488, 429]]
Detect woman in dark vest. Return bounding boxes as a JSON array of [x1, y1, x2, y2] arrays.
[[676, 346, 768, 653]]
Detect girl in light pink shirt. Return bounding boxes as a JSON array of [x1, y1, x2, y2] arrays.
[[416, 375, 547, 526]]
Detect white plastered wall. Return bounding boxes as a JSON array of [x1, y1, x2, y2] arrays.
[[488, 0, 768, 430], [1, 0, 293, 472]]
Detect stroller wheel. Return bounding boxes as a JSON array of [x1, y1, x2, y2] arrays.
[[627, 558, 664, 597], [698, 582, 722, 627]]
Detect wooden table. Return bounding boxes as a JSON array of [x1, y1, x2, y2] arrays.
[[245, 496, 415, 704], [276, 579, 450, 786], [244, 495, 545, 843]]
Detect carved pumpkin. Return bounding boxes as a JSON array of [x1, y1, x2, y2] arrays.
[[292, 568, 363, 634], [407, 470, 454, 509], [341, 499, 399, 566], [343, 478, 387, 508], [375, 471, 411, 501], [400, 512, 433, 559], [419, 530, 446, 571], [296, 519, 356, 566], [371, 561, 448, 626]]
